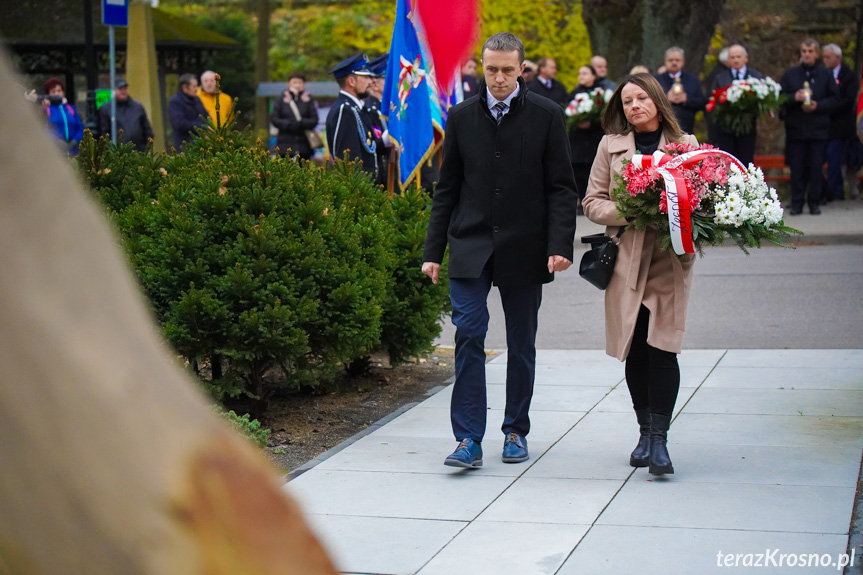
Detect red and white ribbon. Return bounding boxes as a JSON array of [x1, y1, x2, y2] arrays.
[[630, 149, 747, 255]]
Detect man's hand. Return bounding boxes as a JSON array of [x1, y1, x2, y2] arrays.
[[667, 89, 687, 104], [422, 262, 441, 284], [282, 90, 293, 103], [803, 100, 818, 113], [795, 89, 808, 102], [547, 255, 572, 273]]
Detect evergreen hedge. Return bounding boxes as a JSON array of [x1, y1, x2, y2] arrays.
[[76, 124, 449, 405]]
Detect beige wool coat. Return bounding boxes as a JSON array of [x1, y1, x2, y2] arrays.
[[583, 132, 698, 361]]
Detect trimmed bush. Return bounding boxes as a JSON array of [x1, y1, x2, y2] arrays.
[[76, 124, 450, 407]]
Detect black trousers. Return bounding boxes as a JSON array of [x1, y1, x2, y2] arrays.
[[624, 306, 680, 417], [572, 164, 590, 202], [785, 138, 827, 211], [714, 130, 757, 168]]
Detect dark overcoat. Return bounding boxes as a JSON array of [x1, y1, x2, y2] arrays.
[[828, 63, 860, 140], [655, 72, 706, 134], [271, 91, 318, 159], [527, 77, 569, 106], [780, 63, 840, 141], [423, 77, 578, 286]]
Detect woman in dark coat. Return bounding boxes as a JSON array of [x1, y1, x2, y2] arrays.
[[567, 65, 606, 214], [271, 72, 319, 160]]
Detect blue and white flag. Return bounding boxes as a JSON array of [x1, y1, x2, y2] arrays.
[[382, 0, 436, 190]]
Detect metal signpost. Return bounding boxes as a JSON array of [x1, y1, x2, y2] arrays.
[[102, 0, 128, 145]]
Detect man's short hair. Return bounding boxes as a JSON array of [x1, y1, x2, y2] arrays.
[[823, 43, 842, 57], [537, 57, 554, 71], [289, 71, 307, 82], [802, 38, 820, 50], [481, 32, 525, 64], [178, 73, 196, 90], [201, 70, 216, 81], [665, 46, 685, 59]]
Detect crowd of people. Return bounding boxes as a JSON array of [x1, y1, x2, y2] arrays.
[[457, 40, 862, 214]]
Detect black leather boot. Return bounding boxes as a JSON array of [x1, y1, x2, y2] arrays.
[[629, 409, 651, 467], [648, 413, 674, 475]]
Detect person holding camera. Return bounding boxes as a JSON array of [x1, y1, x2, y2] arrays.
[[26, 78, 84, 156]]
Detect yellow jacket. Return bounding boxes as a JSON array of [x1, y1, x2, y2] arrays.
[[196, 88, 232, 126]]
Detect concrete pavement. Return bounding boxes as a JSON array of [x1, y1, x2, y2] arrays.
[[286, 349, 863, 574]]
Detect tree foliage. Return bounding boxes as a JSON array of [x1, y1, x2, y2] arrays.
[[76, 119, 450, 412], [481, 0, 592, 90]]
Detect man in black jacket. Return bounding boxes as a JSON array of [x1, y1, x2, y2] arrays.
[[709, 44, 763, 167], [168, 73, 208, 151], [821, 43, 860, 202], [527, 57, 568, 105], [271, 72, 318, 161], [780, 39, 841, 214], [422, 32, 578, 469], [96, 78, 154, 152], [655, 47, 706, 135], [325, 53, 389, 181]]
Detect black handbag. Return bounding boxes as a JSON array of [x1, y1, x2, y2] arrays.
[[579, 227, 625, 290]]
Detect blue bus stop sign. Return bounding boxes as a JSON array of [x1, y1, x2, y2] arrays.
[[102, 0, 128, 27]]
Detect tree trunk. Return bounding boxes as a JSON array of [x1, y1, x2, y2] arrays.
[[254, 0, 271, 138], [583, 0, 726, 78], [0, 50, 336, 575]]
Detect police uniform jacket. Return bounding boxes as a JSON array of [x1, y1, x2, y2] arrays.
[[423, 77, 578, 286], [326, 92, 386, 178]]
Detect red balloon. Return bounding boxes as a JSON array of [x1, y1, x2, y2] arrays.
[[415, 0, 479, 90]]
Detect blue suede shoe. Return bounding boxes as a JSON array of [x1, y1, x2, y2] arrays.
[[444, 438, 483, 468], [502, 432, 529, 463]]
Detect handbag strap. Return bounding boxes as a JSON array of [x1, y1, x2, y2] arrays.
[[287, 96, 302, 121]]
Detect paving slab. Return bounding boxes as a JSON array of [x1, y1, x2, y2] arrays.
[[417, 521, 589, 575], [420, 382, 614, 412], [559, 526, 851, 575], [702, 366, 863, 390], [304, 515, 466, 575], [596, 480, 856, 533], [287, 469, 515, 521]]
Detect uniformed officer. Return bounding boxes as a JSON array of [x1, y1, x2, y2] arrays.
[[326, 54, 389, 181], [365, 53, 390, 187]]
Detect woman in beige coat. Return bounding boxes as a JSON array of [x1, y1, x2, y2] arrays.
[[583, 73, 698, 476]]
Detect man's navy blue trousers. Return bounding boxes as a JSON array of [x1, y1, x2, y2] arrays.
[[449, 269, 542, 443]]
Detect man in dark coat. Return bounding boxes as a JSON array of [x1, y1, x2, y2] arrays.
[[780, 39, 840, 214], [527, 57, 569, 105], [655, 47, 706, 135], [270, 72, 318, 161], [168, 73, 208, 151], [325, 54, 389, 181], [422, 33, 578, 469], [821, 43, 861, 202], [96, 78, 154, 152], [709, 44, 763, 167]]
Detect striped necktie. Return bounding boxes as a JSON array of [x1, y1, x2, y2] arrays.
[[493, 101, 507, 125]]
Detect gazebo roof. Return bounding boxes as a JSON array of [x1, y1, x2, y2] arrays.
[[1, 2, 238, 51]]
